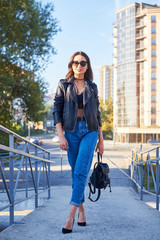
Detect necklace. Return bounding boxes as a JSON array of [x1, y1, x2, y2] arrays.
[[74, 77, 84, 81], [74, 80, 85, 95], [74, 84, 84, 95]]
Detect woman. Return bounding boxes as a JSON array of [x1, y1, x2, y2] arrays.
[[53, 51, 104, 234]]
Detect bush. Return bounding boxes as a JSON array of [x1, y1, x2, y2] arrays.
[[0, 124, 24, 146]]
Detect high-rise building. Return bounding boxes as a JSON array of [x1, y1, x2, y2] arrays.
[[99, 65, 113, 103], [113, 3, 160, 143]]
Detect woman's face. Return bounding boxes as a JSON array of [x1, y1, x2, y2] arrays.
[[72, 54, 88, 77]]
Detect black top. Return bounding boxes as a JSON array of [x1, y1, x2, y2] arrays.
[[77, 92, 83, 109]]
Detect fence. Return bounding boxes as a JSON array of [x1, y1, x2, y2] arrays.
[[0, 124, 54, 225], [131, 145, 160, 210]]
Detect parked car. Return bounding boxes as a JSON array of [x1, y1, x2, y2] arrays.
[[52, 135, 59, 143], [29, 137, 42, 145], [148, 139, 160, 144]]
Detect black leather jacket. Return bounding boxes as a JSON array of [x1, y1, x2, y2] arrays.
[[53, 77, 102, 132]]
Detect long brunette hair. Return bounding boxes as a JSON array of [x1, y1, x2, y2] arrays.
[[66, 51, 93, 81]]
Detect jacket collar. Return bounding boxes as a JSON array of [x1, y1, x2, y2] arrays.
[[67, 76, 74, 84], [83, 79, 94, 105], [67, 77, 94, 105]]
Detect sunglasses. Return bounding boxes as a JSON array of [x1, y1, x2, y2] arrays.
[[72, 61, 88, 67]]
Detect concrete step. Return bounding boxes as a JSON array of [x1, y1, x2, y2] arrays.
[[0, 186, 160, 240]]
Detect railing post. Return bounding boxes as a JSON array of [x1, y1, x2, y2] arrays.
[[131, 150, 133, 179], [9, 134, 14, 225], [156, 147, 159, 210], [25, 143, 28, 198], [25, 157, 28, 198], [140, 153, 143, 201], [35, 147, 38, 208], [147, 162, 150, 192], [2, 157, 5, 191], [48, 153, 51, 199], [43, 153, 45, 190]]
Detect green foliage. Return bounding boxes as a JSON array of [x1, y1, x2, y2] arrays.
[[44, 103, 53, 119], [0, 0, 60, 70], [0, 124, 24, 146], [99, 97, 113, 139], [0, 62, 48, 125], [0, 0, 60, 135]]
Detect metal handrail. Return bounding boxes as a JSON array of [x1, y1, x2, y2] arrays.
[[0, 144, 53, 163], [0, 124, 54, 225], [107, 145, 159, 211], [131, 146, 160, 210], [0, 124, 50, 153]]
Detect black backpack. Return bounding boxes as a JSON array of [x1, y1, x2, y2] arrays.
[[88, 153, 111, 202]]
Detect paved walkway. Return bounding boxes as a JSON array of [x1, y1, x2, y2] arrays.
[[0, 140, 160, 239], [0, 186, 160, 240]]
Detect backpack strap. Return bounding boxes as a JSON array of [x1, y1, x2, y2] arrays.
[[97, 152, 102, 163], [88, 155, 101, 202], [88, 183, 101, 202]]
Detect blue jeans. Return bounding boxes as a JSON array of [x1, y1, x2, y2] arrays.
[[65, 121, 98, 207]]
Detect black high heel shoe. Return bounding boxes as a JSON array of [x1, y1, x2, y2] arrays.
[[62, 219, 75, 234], [77, 213, 86, 226]]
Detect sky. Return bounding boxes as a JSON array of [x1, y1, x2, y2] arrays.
[[40, 0, 160, 94]]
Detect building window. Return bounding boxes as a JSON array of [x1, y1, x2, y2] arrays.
[[151, 72, 156, 79], [141, 62, 144, 69], [151, 107, 156, 114], [151, 84, 156, 91], [151, 16, 156, 22], [118, 120, 121, 125], [151, 38, 156, 45], [151, 61, 156, 67], [141, 107, 144, 114], [151, 27, 156, 33], [151, 119, 156, 125], [151, 96, 156, 102], [141, 97, 144, 103], [141, 85, 144, 91], [151, 50, 156, 56], [121, 10, 126, 17]]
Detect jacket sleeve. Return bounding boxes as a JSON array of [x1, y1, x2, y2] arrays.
[[93, 84, 102, 128], [94, 86, 102, 127], [53, 80, 65, 126]]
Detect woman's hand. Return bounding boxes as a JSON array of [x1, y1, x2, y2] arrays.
[[95, 128, 104, 155], [59, 135, 69, 151], [95, 140, 104, 155], [55, 122, 69, 151]]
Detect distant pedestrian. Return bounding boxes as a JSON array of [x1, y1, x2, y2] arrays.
[[53, 51, 104, 233]]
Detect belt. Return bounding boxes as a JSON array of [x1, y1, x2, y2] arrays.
[[77, 116, 85, 122]]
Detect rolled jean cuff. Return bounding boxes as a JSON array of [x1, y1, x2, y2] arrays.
[[70, 200, 85, 207]]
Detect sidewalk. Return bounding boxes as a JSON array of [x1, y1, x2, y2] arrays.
[[0, 140, 159, 239], [0, 185, 160, 240]]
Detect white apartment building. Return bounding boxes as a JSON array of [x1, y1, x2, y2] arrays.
[[99, 65, 113, 103], [113, 2, 160, 143]]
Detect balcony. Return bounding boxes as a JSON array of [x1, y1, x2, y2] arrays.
[[136, 43, 146, 51], [136, 20, 145, 29], [136, 32, 146, 39], [136, 53, 146, 62], [136, 9, 146, 18]]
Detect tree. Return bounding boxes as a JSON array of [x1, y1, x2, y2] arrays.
[[0, 0, 60, 135], [99, 97, 113, 139], [0, 0, 60, 71]]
